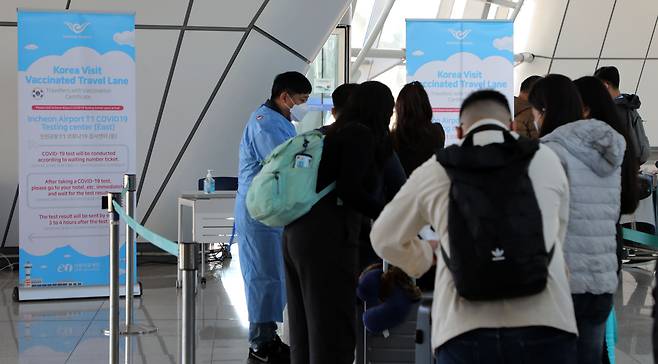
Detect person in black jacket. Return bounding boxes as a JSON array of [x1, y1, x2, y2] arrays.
[[390, 81, 444, 290], [595, 66, 650, 164], [323, 83, 406, 271], [330, 82, 357, 120], [283, 81, 396, 364], [391, 81, 445, 176]]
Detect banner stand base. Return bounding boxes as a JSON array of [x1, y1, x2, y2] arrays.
[[103, 323, 158, 336], [14, 283, 142, 302]]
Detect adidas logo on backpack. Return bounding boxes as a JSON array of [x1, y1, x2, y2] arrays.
[[491, 248, 505, 262]]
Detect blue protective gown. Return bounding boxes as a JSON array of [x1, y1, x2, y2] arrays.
[[235, 102, 296, 323]]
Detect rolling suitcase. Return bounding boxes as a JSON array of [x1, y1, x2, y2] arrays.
[[415, 294, 433, 364], [356, 300, 419, 364], [356, 261, 434, 364]]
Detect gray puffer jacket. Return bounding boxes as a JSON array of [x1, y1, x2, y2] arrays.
[[542, 119, 625, 295]]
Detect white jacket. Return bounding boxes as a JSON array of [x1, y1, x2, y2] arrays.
[[370, 119, 578, 350]]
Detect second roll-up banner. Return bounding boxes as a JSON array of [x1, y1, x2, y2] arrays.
[[17, 10, 137, 301], [406, 20, 514, 145]]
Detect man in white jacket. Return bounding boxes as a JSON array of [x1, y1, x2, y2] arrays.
[[370, 90, 578, 363]]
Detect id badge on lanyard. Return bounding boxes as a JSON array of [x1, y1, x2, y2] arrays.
[[294, 153, 312, 168]]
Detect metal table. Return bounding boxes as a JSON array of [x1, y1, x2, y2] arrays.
[[177, 191, 236, 287]]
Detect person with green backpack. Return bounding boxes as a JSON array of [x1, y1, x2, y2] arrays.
[[282, 81, 395, 364]]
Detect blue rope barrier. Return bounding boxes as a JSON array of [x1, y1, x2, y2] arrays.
[[605, 309, 617, 364], [112, 200, 179, 257], [622, 228, 658, 249]]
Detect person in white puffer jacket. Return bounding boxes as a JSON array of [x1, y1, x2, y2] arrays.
[[529, 74, 635, 364]]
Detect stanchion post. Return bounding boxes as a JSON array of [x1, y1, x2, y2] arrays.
[[179, 242, 198, 364], [106, 192, 121, 364], [124, 174, 136, 328], [116, 174, 157, 337]]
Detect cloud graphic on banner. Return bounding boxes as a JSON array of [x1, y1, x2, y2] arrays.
[[113, 30, 135, 47], [493, 36, 513, 52], [25, 44, 39, 51], [412, 50, 425, 57], [411, 52, 514, 108]]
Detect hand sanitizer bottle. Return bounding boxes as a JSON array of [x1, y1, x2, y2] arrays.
[[204, 170, 215, 194]]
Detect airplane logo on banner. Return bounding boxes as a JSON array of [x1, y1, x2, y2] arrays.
[[65, 22, 90, 34], [448, 28, 472, 40]]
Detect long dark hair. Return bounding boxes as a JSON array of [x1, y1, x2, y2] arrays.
[[391, 81, 440, 151], [327, 81, 394, 164], [574, 76, 639, 214], [528, 74, 584, 137]]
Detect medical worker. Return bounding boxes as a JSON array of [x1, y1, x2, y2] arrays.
[[235, 71, 311, 363]]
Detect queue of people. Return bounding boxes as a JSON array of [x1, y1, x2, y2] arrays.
[[236, 66, 652, 364]]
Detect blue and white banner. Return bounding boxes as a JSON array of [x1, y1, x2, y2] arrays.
[[18, 10, 136, 300], [406, 20, 514, 145]]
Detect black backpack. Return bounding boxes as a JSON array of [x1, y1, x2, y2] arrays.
[[436, 124, 553, 301]]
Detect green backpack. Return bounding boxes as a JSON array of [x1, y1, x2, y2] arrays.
[[246, 130, 335, 227]]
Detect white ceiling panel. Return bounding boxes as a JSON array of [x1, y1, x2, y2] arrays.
[[514, 0, 568, 56], [136, 31, 243, 219], [554, 0, 614, 58], [462, 1, 485, 19], [636, 60, 658, 145], [1, 0, 64, 22], [143, 30, 308, 239], [437, 0, 455, 18], [548, 59, 597, 80], [69, 0, 187, 25], [0, 27, 18, 246], [514, 57, 550, 94], [495, 6, 510, 20], [189, 0, 264, 28], [596, 60, 643, 94], [647, 24, 658, 58], [256, 0, 350, 61], [601, 0, 658, 58], [134, 29, 178, 200]]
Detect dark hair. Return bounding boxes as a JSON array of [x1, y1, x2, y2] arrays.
[[520, 75, 542, 93], [574, 76, 639, 213], [594, 66, 620, 89], [392, 81, 435, 149], [460, 89, 511, 116], [331, 83, 358, 114], [528, 74, 584, 137], [328, 81, 395, 164], [270, 71, 312, 100]]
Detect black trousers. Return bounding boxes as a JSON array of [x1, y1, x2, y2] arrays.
[[283, 196, 361, 364]]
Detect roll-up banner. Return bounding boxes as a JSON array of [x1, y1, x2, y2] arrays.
[[406, 20, 514, 145], [17, 10, 136, 300]]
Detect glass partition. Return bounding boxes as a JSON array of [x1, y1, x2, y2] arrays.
[[294, 26, 350, 133]]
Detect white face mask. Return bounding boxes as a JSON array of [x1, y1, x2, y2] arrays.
[[290, 103, 310, 122], [285, 94, 309, 121]]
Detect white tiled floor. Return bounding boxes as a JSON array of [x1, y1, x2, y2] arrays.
[[0, 246, 654, 363], [614, 262, 656, 364], [0, 245, 250, 364]]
